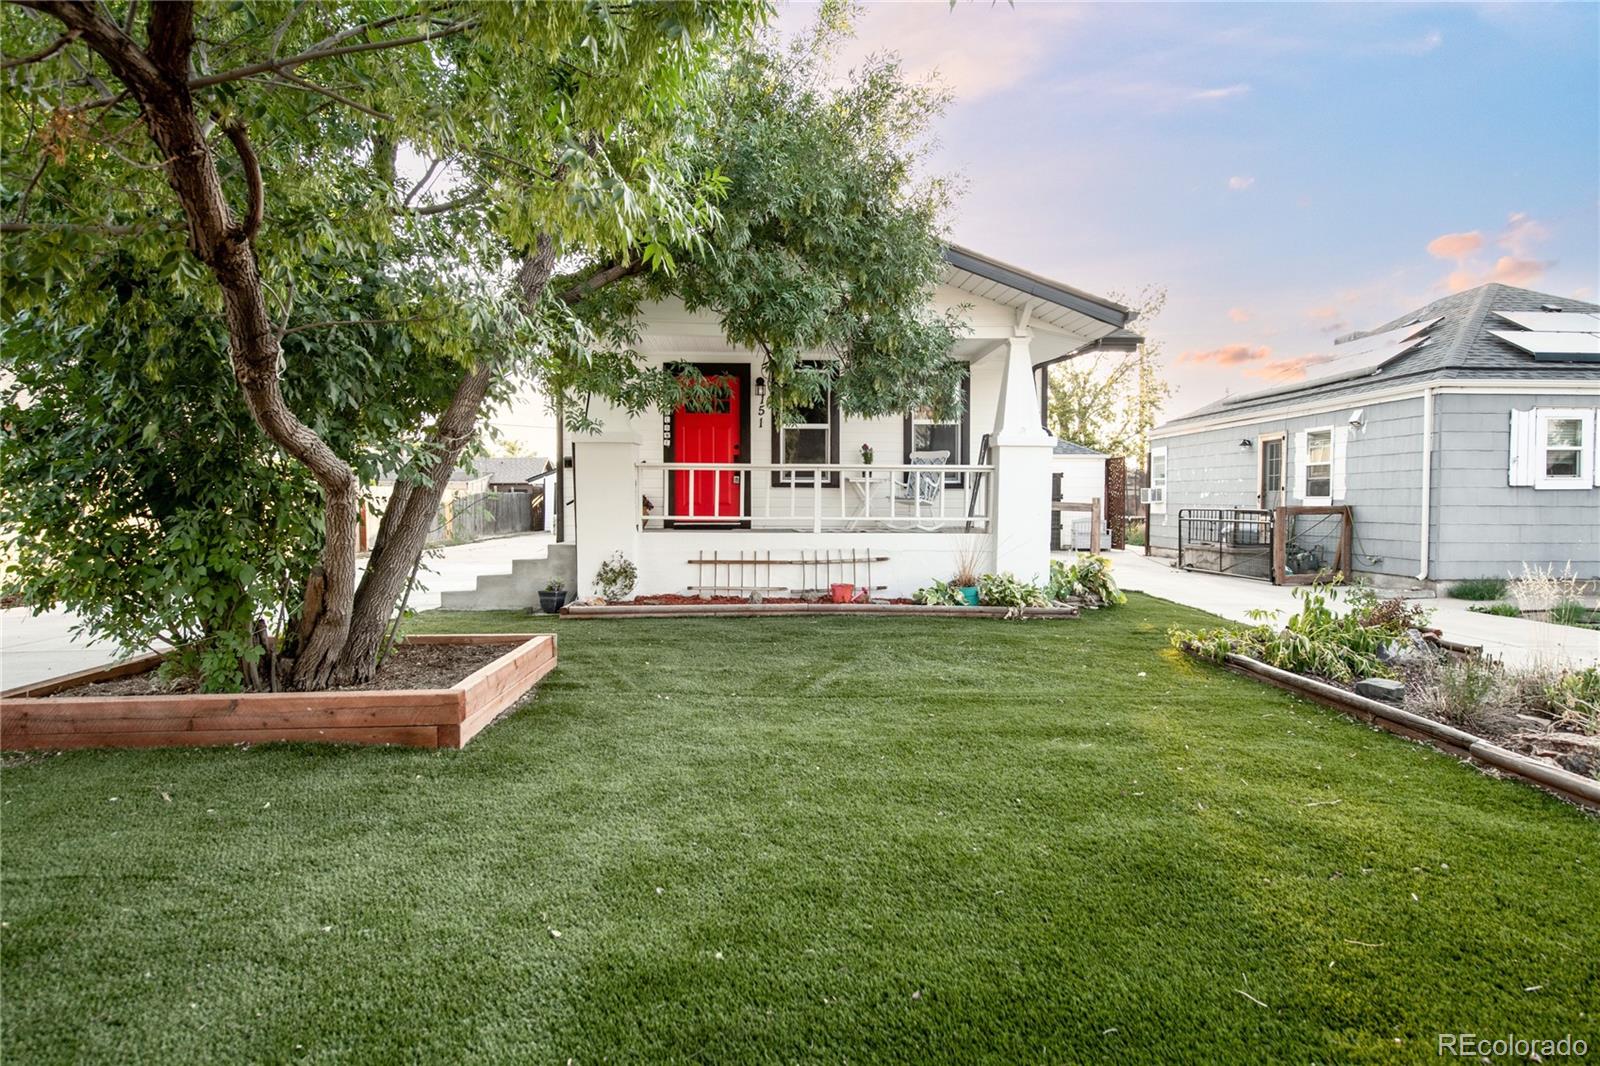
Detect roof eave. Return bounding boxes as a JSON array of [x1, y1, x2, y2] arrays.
[[942, 245, 1131, 329]]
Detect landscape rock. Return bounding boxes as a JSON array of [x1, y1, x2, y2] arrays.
[[1355, 677, 1405, 703]]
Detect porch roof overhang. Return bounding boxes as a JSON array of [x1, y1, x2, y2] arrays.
[[940, 244, 1135, 368]]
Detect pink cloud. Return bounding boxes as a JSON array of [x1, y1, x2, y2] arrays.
[[1226, 175, 1255, 191], [1425, 231, 1483, 260], [1306, 305, 1340, 320], [1241, 354, 1336, 382], [1434, 213, 1554, 292], [1178, 344, 1271, 367], [1227, 307, 1251, 323]]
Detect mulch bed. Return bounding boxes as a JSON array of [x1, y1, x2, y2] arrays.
[[46, 642, 509, 698]]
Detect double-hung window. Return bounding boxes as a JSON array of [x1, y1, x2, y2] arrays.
[[1303, 428, 1333, 501], [1511, 407, 1597, 490], [1147, 447, 1167, 513], [772, 370, 839, 487]]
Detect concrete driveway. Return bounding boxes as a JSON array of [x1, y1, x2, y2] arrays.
[[0, 533, 555, 691], [1098, 549, 1600, 669]]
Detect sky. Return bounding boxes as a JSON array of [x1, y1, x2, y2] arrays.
[[776, 0, 1600, 418]]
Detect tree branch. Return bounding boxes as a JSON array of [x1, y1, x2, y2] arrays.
[[221, 122, 263, 241], [190, 18, 477, 92], [1, 29, 79, 69], [403, 158, 444, 207], [268, 70, 393, 121], [145, 0, 194, 79], [406, 191, 482, 216], [560, 257, 647, 304], [281, 315, 433, 338], [0, 220, 144, 235]]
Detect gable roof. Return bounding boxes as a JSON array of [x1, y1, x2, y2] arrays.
[[1162, 284, 1600, 428], [1052, 439, 1107, 457]]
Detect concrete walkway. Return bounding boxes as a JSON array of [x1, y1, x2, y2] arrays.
[[0, 533, 557, 692], [1096, 549, 1600, 669]]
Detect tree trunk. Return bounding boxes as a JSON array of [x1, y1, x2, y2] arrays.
[[336, 240, 557, 683], [39, 1, 359, 689]]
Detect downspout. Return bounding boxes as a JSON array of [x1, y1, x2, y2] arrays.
[[1416, 385, 1434, 581]]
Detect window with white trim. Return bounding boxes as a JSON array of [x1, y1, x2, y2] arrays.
[[1510, 407, 1596, 490], [1148, 447, 1167, 513], [1304, 428, 1333, 500], [772, 372, 839, 487]]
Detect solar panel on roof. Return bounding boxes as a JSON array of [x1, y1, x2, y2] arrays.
[[1491, 311, 1600, 333], [1489, 330, 1600, 357]]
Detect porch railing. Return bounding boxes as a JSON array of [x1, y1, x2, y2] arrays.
[[636, 461, 993, 533]]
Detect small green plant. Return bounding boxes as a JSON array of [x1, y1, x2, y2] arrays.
[[977, 572, 1048, 610], [594, 553, 637, 601], [1549, 600, 1596, 627], [543, 579, 565, 593], [1170, 583, 1401, 684], [1448, 577, 1507, 601], [1124, 520, 1146, 547], [1543, 667, 1600, 733], [1468, 602, 1521, 617], [1046, 555, 1126, 607], [913, 580, 965, 606], [1344, 584, 1430, 631]]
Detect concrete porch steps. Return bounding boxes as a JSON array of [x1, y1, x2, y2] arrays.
[[438, 543, 579, 611]]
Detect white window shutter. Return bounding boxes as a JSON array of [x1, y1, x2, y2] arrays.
[[1291, 430, 1307, 500], [1508, 409, 1536, 487], [1332, 426, 1348, 500], [1593, 410, 1600, 488]]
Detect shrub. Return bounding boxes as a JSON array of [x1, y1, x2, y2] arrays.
[[1469, 603, 1522, 618], [1170, 583, 1400, 684], [1409, 656, 1507, 732], [1543, 667, 1600, 734], [977, 572, 1048, 609], [1046, 555, 1126, 607], [1346, 585, 1430, 631], [594, 553, 637, 601], [913, 580, 965, 606], [1448, 577, 1507, 601]]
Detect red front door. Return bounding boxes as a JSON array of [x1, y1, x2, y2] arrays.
[[672, 374, 742, 520]]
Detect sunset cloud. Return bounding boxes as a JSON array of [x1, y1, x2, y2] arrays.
[[1226, 175, 1255, 191], [1434, 213, 1554, 292], [1178, 344, 1272, 368], [1426, 230, 1484, 260], [1241, 355, 1337, 382], [1306, 305, 1340, 320], [1227, 307, 1251, 323]]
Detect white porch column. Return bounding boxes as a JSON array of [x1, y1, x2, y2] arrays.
[[572, 397, 643, 600], [989, 328, 1054, 581]]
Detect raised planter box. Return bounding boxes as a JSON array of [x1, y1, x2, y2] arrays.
[[0, 634, 556, 752], [561, 602, 1080, 620], [1195, 649, 1599, 813]]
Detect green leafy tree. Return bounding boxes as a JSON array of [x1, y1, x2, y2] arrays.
[[3, 0, 762, 687], [1046, 285, 1172, 459]]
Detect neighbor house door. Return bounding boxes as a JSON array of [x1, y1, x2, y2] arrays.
[[1258, 435, 1285, 510], [671, 372, 743, 521]]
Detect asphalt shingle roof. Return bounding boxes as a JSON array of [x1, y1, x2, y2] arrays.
[[1162, 283, 1600, 427], [1052, 440, 1107, 456]]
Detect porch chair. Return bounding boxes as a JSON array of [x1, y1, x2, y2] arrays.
[[895, 449, 949, 529]]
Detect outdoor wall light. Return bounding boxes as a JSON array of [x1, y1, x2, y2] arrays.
[[754, 376, 767, 427], [1238, 438, 1253, 451]]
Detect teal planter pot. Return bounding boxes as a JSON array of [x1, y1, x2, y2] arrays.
[[959, 586, 979, 606]]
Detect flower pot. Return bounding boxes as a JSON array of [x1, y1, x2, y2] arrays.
[[959, 585, 979, 606], [830, 583, 856, 604], [538, 589, 568, 614]]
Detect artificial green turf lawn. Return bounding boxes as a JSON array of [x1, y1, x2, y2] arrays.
[[2, 594, 1596, 1064]]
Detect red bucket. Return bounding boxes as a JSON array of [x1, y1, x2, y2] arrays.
[[829, 583, 856, 604]]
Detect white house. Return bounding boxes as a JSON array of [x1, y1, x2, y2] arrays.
[[561, 245, 1134, 599]]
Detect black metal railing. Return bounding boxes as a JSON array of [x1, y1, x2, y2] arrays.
[[1177, 508, 1275, 580]]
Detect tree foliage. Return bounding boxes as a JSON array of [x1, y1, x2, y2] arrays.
[[1046, 285, 1172, 459], [0, 1, 963, 690]]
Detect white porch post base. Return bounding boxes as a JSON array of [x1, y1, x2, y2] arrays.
[[989, 331, 1054, 582], [572, 400, 644, 599]]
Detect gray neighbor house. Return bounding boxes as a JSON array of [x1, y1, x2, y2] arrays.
[[1148, 283, 1599, 589]]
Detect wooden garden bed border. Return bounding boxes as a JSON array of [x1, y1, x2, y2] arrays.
[[560, 602, 1080, 620], [0, 634, 557, 752], [1196, 650, 1599, 812]]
